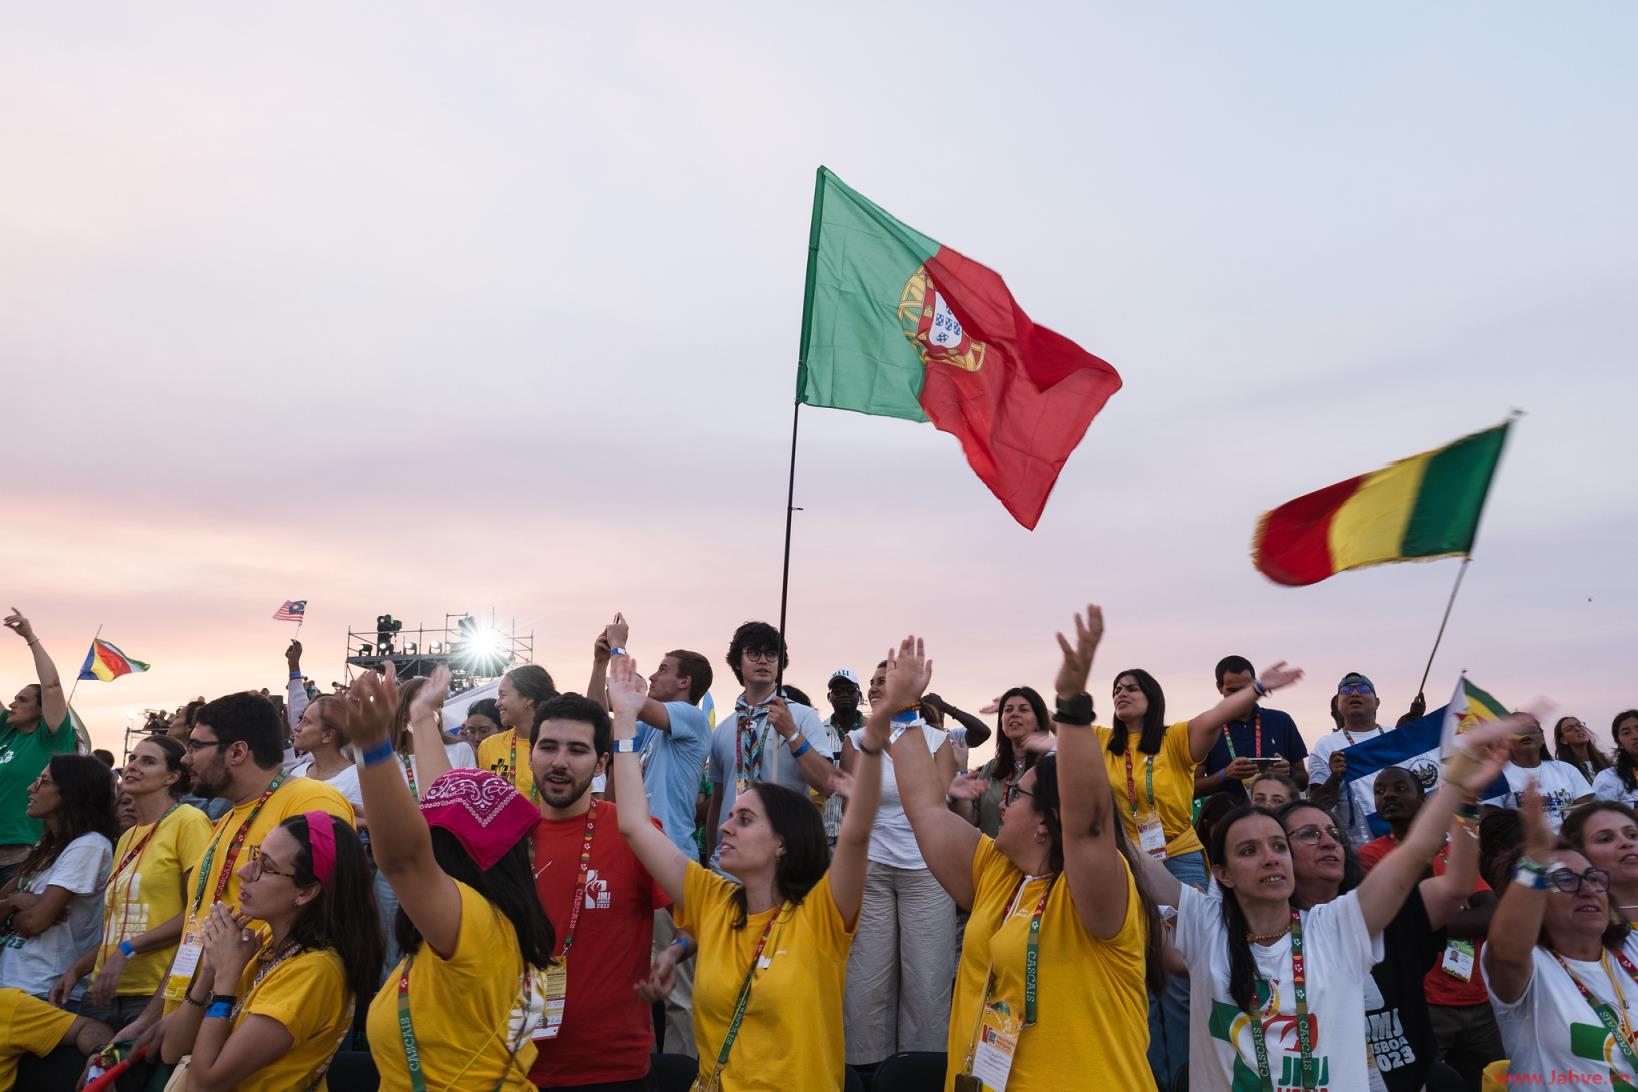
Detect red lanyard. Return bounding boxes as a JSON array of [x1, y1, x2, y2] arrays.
[[111, 803, 181, 884], [191, 771, 286, 915], [555, 802, 599, 959], [509, 733, 539, 804], [104, 803, 181, 948], [1123, 750, 1155, 817], [1222, 711, 1262, 760], [401, 754, 418, 798]]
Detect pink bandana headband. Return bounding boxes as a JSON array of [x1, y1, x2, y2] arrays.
[[419, 769, 540, 871], [303, 811, 337, 888]]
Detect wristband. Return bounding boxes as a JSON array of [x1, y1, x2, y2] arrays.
[[857, 740, 882, 757], [205, 1001, 234, 1020], [1514, 866, 1549, 891], [612, 737, 639, 754], [1516, 855, 1548, 875], [1052, 693, 1094, 726], [1253, 679, 1269, 697], [669, 935, 693, 959], [609, 646, 627, 657], [890, 709, 921, 726], [118, 939, 137, 959], [361, 739, 396, 767], [289, 670, 302, 680], [788, 737, 813, 759]]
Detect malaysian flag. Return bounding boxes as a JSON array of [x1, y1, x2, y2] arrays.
[[273, 600, 307, 622]]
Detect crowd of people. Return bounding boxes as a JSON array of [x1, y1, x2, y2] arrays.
[[2, 602, 1637, 1091]]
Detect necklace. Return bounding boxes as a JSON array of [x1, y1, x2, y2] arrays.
[[1245, 924, 1291, 944]]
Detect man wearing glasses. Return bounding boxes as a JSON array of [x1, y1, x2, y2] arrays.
[[1307, 672, 1390, 845], [702, 622, 834, 871]]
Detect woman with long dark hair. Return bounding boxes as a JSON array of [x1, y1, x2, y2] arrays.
[[1098, 660, 1302, 1087], [1485, 784, 1638, 1085], [49, 736, 213, 1028], [1, 609, 81, 889], [612, 638, 886, 1091], [1592, 710, 1638, 807], [950, 686, 1051, 837], [162, 811, 383, 1089], [893, 609, 1164, 1089], [1562, 801, 1638, 923], [1138, 714, 1514, 1092], [1554, 716, 1612, 783], [0, 754, 116, 1000], [347, 664, 555, 1090]]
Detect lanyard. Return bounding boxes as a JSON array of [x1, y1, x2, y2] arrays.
[[555, 802, 598, 959], [1554, 951, 1638, 1073], [103, 803, 181, 949], [706, 909, 781, 1083], [1223, 711, 1262, 761], [509, 733, 539, 804], [401, 754, 418, 799], [962, 875, 1052, 1077], [190, 771, 286, 916], [1246, 910, 1313, 1091], [1123, 750, 1156, 817], [397, 951, 532, 1092]]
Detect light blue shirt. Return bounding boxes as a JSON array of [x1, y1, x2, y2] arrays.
[[707, 697, 833, 869], [634, 701, 710, 855]]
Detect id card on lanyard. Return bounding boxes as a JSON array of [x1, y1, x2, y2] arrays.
[[534, 802, 598, 1041], [1124, 750, 1167, 860], [959, 876, 1049, 1092], [1246, 910, 1314, 1092]]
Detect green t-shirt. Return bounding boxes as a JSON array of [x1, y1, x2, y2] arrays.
[[0, 709, 78, 847]]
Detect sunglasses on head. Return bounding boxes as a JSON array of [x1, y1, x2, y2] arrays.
[[1547, 866, 1611, 895], [1338, 684, 1374, 697]]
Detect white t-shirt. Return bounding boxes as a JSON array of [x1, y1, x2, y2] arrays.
[[1485, 934, 1638, 1086], [325, 741, 477, 814], [1591, 768, 1638, 808], [1174, 884, 1384, 1092], [1484, 761, 1594, 834], [0, 832, 113, 998], [1307, 726, 1388, 845], [845, 723, 945, 869]]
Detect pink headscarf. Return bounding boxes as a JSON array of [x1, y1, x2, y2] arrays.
[[303, 811, 338, 888], [419, 769, 540, 871]]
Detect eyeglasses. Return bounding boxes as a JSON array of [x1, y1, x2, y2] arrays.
[[1337, 684, 1375, 696], [1547, 866, 1611, 895], [185, 738, 230, 754], [245, 845, 288, 881], [1287, 823, 1344, 846], [745, 649, 781, 663], [1003, 782, 1036, 806]]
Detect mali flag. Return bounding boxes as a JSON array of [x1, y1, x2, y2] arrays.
[[796, 168, 1122, 529], [1252, 421, 1511, 586], [78, 639, 150, 682]]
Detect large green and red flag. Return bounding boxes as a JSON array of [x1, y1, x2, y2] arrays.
[[796, 168, 1121, 529], [1252, 421, 1511, 586]]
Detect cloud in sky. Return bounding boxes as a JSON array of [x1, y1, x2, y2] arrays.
[[3, 3, 1635, 755]]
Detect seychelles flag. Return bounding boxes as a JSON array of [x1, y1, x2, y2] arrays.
[[78, 639, 150, 682], [796, 168, 1123, 529]]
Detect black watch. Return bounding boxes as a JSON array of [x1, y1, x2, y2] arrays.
[[1053, 692, 1094, 725]]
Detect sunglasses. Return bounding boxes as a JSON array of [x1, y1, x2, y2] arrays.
[[1337, 684, 1375, 697], [1288, 823, 1344, 846], [1547, 866, 1611, 895]]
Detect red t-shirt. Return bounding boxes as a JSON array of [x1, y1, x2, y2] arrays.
[[1357, 834, 1492, 1006], [527, 801, 672, 1085]]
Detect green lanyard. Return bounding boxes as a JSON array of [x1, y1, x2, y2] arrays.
[[1553, 951, 1638, 1075], [509, 733, 539, 805], [1222, 711, 1261, 761], [962, 875, 1052, 1077], [1246, 910, 1313, 1091], [396, 950, 532, 1092], [1123, 750, 1155, 817], [704, 909, 781, 1085], [190, 771, 286, 916]]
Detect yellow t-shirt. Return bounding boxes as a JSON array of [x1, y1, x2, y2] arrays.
[[1094, 720, 1204, 858], [230, 946, 352, 1092], [676, 860, 855, 1091], [92, 803, 213, 997], [0, 986, 75, 1089], [366, 881, 537, 1091], [476, 730, 537, 805], [945, 836, 1150, 1092], [165, 777, 354, 1008]]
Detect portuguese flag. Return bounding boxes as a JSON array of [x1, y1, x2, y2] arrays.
[[1253, 421, 1511, 586], [796, 168, 1122, 529]]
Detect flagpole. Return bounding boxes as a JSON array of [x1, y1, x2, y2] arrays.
[[1415, 557, 1471, 700], [66, 623, 102, 708], [775, 399, 802, 693]]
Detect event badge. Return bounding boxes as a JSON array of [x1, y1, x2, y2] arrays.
[[1137, 812, 1168, 860], [534, 964, 568, 1040], [969, 1000, 1020, 1091], [1441, 938, 1476, 982], [164, 917, 203, 1001]]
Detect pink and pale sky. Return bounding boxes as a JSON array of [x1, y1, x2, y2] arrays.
[[4, 4, 1634, 759]]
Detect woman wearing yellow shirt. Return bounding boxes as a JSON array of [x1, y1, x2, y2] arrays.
[[50, 736, 212, 1028], [348, 665, 556, 1091], [610, 642, 888, 1092], [1099, 659, 1302, 1086], [164, 811, 382, 1091], [892, 606, 1162, 1092]]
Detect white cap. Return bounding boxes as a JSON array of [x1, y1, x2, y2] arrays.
[[828, 667, 860, 688]]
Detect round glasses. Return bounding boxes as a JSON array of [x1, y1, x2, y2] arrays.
[[1547, 866, 1611, 895]]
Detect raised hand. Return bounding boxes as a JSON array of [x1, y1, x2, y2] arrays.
[[979, 697, 1002, 716], [1053, 604, 1103, 700], [3, 608, 35, 643], [593, 631, 612, 665], [605, 612, 629, 651], [344, 663, 400, 747], [286, 640, 303, 672], [409, 664, 452, 725], [883, 636, 932, 712], [1520, 782, 1552, 860], [1257, 661, 1304, 693], [1019, 733, 1056, 758], [607, 653, 649, 719], [946, 774, 990, 802]]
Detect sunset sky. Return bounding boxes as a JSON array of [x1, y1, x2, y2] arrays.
[[5, 4, 1634, 759]]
